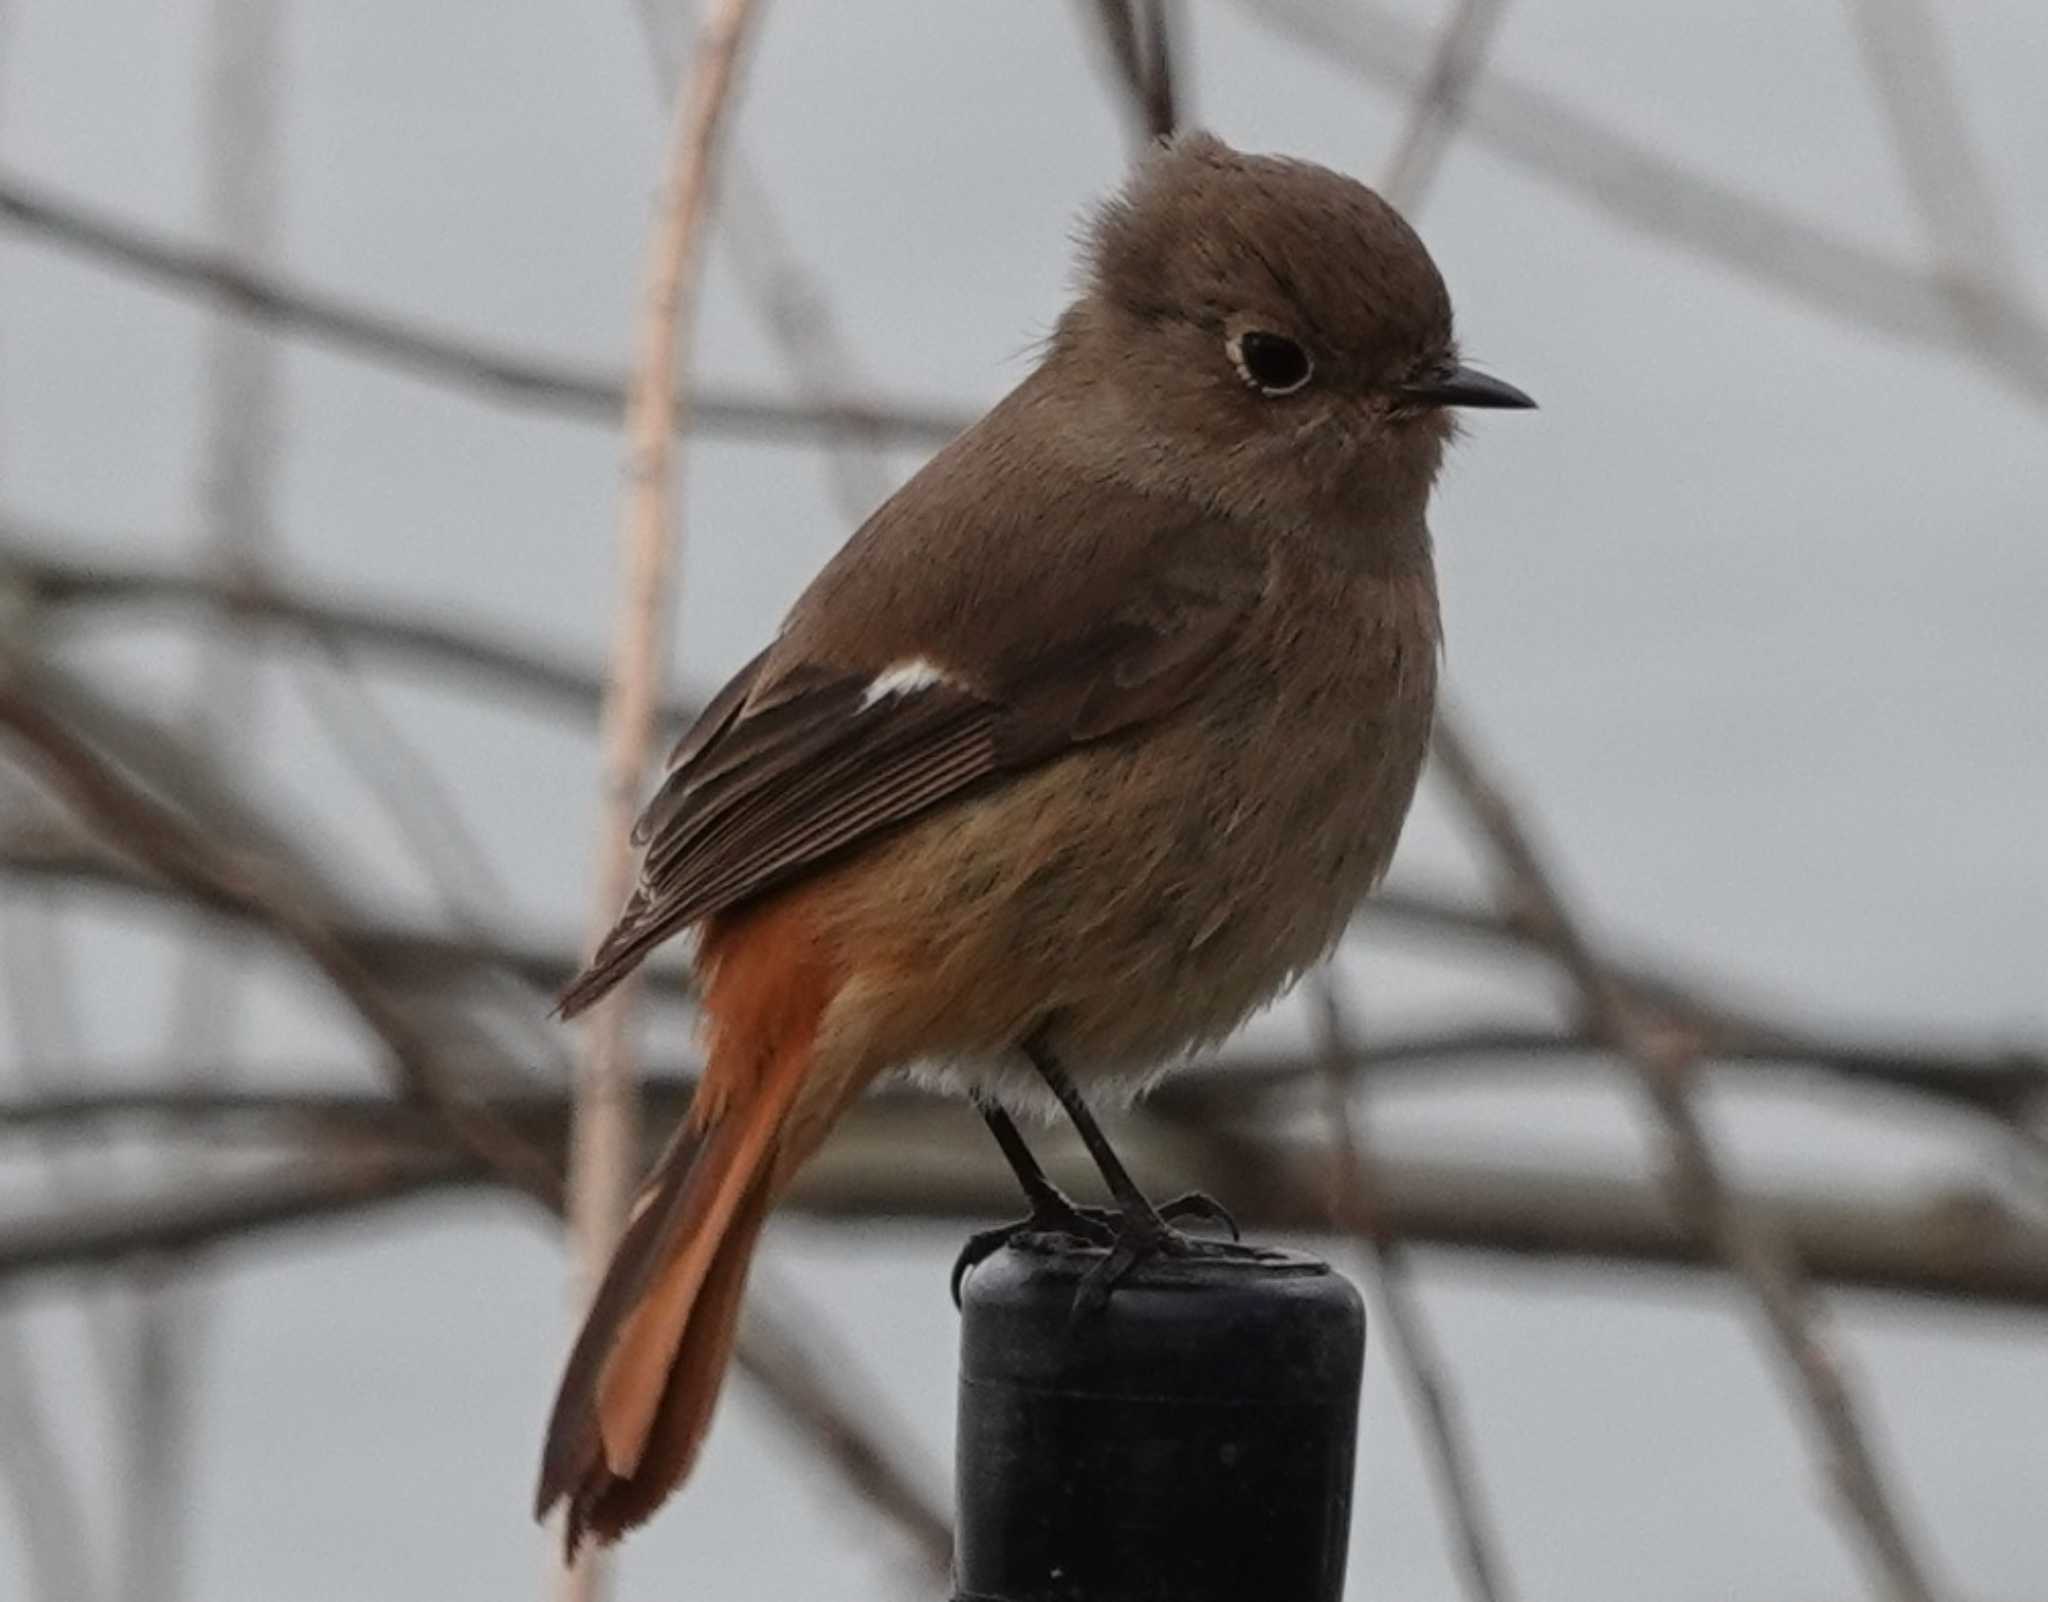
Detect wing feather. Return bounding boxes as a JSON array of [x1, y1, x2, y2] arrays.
[[557, 527, 1267, 1017]]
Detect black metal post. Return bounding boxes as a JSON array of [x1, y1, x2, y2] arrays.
[[954, 1241, 1366, 1602]]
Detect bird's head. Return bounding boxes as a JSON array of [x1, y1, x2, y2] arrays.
[[1058, 132, 1532, 531]]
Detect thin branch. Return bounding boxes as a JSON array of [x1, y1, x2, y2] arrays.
[[0, 28, 114, 1591], [0, 830, 703, 1006], [563, 3, 763, 1591], [1313, 974, 1516, 1602], [0, 894, 140, 1383], [288, 642, 575, 1077], [1169, 1023, 2048, 1127], [0, 682, 566, 1209], [1375, 0, 1507, 211], [1429, 713, 1947, 1602], [1847, 0, 2036, 364], [737, 1275, 954, 1579], [0, 519, 697, 733], [11, 1102, 2048, 1311], [0, 168, 969, 449], [10, 826, 2041, 1129], [0, 1332, 103, 1602], [1236, 0, 2048, 403], [1082, 1, 1180, 141], [0, 1079, 712, 1144], [0, 662, 956, 1580], [0, 1149, 484, 1278], [128, 3, 292, 1592]]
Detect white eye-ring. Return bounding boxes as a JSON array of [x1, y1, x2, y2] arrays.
[[1227, 329, 1313, 396]]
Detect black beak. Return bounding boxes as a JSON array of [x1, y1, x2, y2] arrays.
[[1402, 364, 1536, 410]]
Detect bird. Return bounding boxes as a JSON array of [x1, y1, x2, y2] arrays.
[[536, 130, 1533, 1553]]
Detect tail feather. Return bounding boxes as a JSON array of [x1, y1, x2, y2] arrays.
[[535, 1032, 813, 1551]]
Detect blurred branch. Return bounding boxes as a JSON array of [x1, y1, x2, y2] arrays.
[[0, 25, 108, 1594], [1172, 1022, 2048, 1125], [739, 1275, 954, 1578], [0, 1334, 103, 1602], [128, 2, 292, 1590], [10, 1095, 2048, 1311], [1081, 1, 1181, 142], [0, 672, 955, 1574], [563, 3, 764, 1593], [0, 830, 702, 1005], [1237, 0, 2048, 403], [632, 9, 898, 523], [572, 0, 759, 1313], [0, 1148, 484, 1278], [1376, 0, 1507, 211], [288, 640, 575, 1076], [0, 167, 971, 449], [0, 519, 698, 733], [1314, 975, 1516, 1602], [1848, 0, 2037, 365], [1429, 714, 1948, 1602], [8, 825, 2041, 1126], [0, 680, 567, 1208]]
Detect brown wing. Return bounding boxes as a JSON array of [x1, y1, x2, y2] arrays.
[[555, 528, 1266, 1018]]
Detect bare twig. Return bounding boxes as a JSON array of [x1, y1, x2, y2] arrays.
[[0, 897, 109, 1602], [0, 683, 566, 1209], [1313, 975, 1516, 1602], [1, 519, 697, 733], [0, 1332, 103, 1602], [289, 643, 575, 1077], [1429, 714, 1947, 1602], [717, 148, 900, 522], [0, 168, 969, 448], [1082, 1, 1180, 142], [11, 1097, 2048, 1310], [0, 28, 112, 1589], [1375, 0, 1507, 210], [0, 679, 953, 1570], [1170, 1022, 2048, 1129], [629, 10, 898, 523], [8, 822, 2041, 1127], [1847, 0, 2035, 366], [1236, 0, 2048, 402], [738, 1275, 953, 1580], [126, 4, 291, 1592], [562, 2, 764, 1591], [0, 1148, 485, 1279]]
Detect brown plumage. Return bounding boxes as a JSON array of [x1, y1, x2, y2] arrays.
[[538, 131, 1532, 1550]]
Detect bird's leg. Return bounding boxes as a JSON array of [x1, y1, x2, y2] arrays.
[[1022, 1031, 1243, 1312], [951, 1096, 1115, 1306]]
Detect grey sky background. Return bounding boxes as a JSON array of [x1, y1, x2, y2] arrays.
[[2, 2, 2045, 1599]]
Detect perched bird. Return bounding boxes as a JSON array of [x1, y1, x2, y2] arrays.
[[537, 131, 1532, 1551]]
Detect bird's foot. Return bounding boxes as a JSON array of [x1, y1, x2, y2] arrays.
[[1071, 1190, 1255, 1318], [951, 1190, 1246, 1309], [952, 1195, 1117, 1307]]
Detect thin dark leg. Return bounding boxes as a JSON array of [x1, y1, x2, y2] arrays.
[[952, 1094, 1114, 1307], [1021, 1034, 1165, 1228], [1021, 1032, 1245, 1312], [976, 1098, 1071, 1215]]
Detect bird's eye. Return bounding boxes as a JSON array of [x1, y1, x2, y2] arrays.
[[1228, 330, 1313, 396]]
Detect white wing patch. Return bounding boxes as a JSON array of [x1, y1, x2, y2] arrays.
[[860, 656, 959, 707]]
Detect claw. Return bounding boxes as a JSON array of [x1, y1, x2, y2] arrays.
[[951, 1201, 1115, 1307], [1157, 1190, 1239, 1241], [1069, 1202, 1267, 1322], [954, 1188, 1255, 1314]]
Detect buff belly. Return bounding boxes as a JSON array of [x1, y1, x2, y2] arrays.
[[807, 678, 1431, 1110]]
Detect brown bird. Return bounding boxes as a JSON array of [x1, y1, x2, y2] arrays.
[[536, 131, 1532, 1552]]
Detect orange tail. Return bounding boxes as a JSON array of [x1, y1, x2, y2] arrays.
[[536, 891, 842, 1553]]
